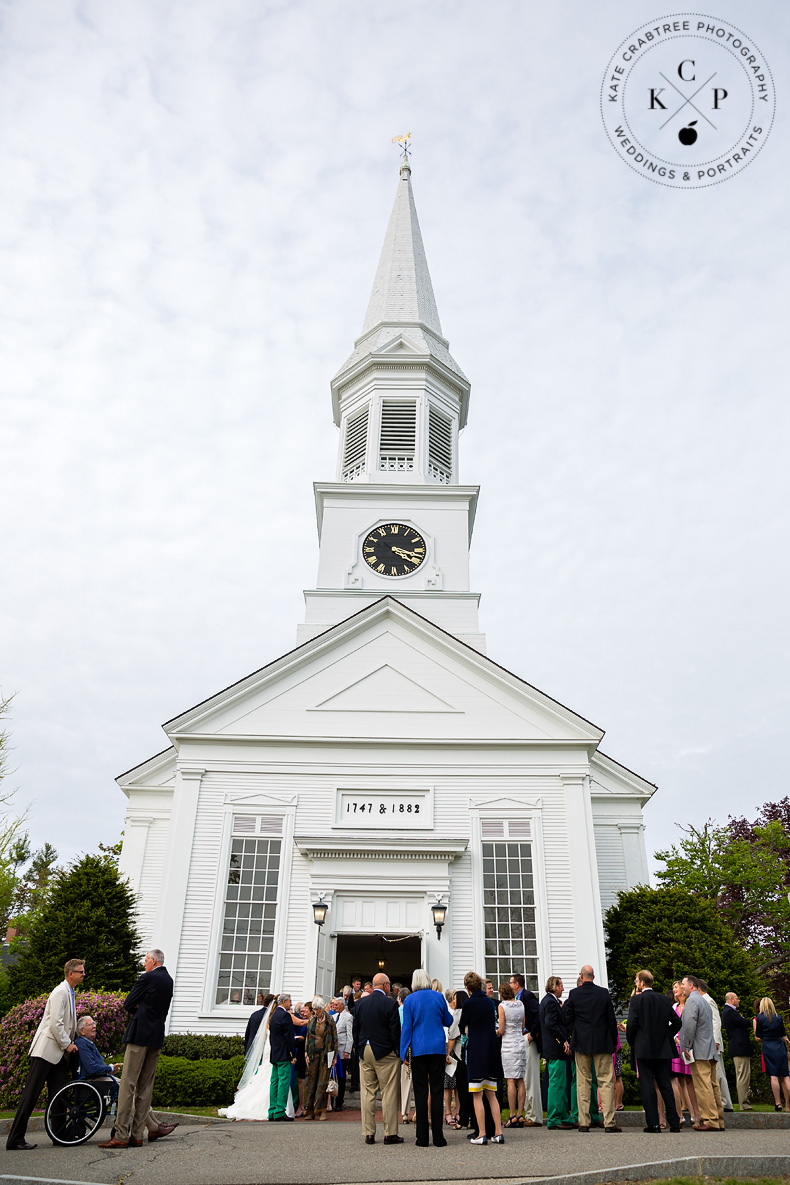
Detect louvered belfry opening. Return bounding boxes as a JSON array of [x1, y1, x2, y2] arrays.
[[428, 405, 453, 483], [342, 406, 369, 481], [379, 400, 416, 473]]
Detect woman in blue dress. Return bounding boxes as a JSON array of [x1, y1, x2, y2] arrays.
[[754, 997, 790, 1111]]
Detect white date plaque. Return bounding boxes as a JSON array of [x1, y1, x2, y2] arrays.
[[335, 789, 433, 829]]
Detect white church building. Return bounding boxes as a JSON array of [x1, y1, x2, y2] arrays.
[[117, 156, 654, 1034]]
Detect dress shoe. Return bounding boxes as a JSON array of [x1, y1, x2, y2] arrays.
[[669, 1126, 681, 1133], [433, 1137, 448, 1147], [7, 1140, 37, 1150], [148, 1122, 178, 1140], [525, 1119, 543, 1126], [643, 1126, 662, 1133], [383, 1134, 404, 1144], [549, 1122, 576, 1130], [692, 1123, 717, 1131], [578, 1125, 590, 1132], [604, 1125, 623, 1133], [365, 1134, 376, 1144], [415, 1139, 429, 1147], [128, 1139, 144, 1147], [98, 1137, 130, 1149]]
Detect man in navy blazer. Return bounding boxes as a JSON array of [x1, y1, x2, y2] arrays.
[[352, 972, 402, 1144], [563, 965, 619, 1132], [268, 993, 296, 1121], [99, 949, 173, 1149], [625, 970, 681, 1132], [722, 992, 753, 1111]]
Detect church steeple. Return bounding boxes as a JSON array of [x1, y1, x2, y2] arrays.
[[330, 157, 470, 485], [298, 155, 484, 653], [361, 156, 443, 337]]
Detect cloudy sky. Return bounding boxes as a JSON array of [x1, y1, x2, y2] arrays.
[[1, 0, 788, 873]]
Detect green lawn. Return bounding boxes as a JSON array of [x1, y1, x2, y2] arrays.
[[648, 1179, 790, 1185]]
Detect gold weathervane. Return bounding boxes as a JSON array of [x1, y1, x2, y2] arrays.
[[392, 132, 412, 158]]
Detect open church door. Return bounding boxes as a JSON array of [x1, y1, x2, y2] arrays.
[[315, 926, 337, 998]]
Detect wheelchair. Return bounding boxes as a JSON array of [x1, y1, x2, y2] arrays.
[[44, 1076, 118, 1147]]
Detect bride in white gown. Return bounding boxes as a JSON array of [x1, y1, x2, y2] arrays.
[[219, 1001, 294, 1121]]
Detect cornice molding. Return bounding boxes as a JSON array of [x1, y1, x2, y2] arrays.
[[295, 835, 468, 862]]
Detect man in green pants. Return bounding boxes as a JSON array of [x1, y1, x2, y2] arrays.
[[268, 993, 296, 1121], [539, 976, 577, 1129]]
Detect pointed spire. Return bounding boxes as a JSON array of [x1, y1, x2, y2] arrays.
[[361, 157, 443, 336]]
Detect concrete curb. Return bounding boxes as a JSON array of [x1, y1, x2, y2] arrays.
[[515, 1154, 790, 1185], [0, 1110, 226, 1136], [615, 1110, 790, 1129]]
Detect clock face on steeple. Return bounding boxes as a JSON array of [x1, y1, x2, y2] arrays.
[[362, 523, 426, 577]]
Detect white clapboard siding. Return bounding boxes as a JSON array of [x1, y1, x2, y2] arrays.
[[135, 819, 169, 948], [541, 792, 578, 980], [593, 824, 627, 915]]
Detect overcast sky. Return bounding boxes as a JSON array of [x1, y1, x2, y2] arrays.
[[1, 0, 788, 874]]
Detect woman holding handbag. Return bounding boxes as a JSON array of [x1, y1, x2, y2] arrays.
[[303, 997, 338, 1120]]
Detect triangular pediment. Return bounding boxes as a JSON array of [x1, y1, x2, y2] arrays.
[[159, 599, 604, 747]]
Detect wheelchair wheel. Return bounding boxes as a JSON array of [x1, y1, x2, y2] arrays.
[[45, 1080, 107, 1146]]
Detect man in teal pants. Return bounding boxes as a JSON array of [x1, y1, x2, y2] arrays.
[[268, 993, 296, 1121]]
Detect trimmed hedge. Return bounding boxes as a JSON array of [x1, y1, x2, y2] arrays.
[[161, 1033, 245, 1061], [150, 1055, 245, 1108]]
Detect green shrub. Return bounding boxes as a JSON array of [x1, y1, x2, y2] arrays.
[[161, 1032, 245, 1061], [150, 1055, 245, 1108]]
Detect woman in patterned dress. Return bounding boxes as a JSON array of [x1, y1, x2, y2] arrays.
[[302, 996, 338, 1121], [497, 981, 526, 1127]]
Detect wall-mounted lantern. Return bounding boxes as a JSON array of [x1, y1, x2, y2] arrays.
[[312, 896, 329, 928], [431, 898, 447, 941]]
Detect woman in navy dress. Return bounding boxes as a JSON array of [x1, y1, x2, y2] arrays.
[[459, 971, 504, 1144], [754, 997, 790, 1111]]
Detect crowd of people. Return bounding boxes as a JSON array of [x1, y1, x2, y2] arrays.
[[217, 964, 790, 1145], [6, 953, 789, 1153]]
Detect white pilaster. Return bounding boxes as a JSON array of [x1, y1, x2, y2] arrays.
[[561, 773, 607, 983], [155, 765, 205, 1007]]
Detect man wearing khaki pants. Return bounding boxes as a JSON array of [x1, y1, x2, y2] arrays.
[[352, 972, 403, 1145], [722, 992, 753, 1110], [563, 965, 620, 1133], [99, 949, 174, 1149], [678, 974, 725, 1131]]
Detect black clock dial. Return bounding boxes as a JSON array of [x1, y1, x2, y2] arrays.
[[362, 523, 426, 577]]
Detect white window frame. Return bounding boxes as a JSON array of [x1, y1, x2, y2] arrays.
[[469, 799, 548, 995], [200, 801, 296, 1019]]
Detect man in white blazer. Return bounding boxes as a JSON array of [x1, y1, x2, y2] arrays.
[[6, 958, 85, 1150]]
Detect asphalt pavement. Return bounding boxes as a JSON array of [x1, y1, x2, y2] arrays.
[[1, 1114, 790, 1185]]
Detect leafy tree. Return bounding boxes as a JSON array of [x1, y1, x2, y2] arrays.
[[5, 852, 141, 1005], [655, 803, 790, 992], [7, 842, 60, 939], [604, 885, 766, 1012]]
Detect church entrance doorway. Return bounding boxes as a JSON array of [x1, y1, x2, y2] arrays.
[[333, 933, 422, 995]]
